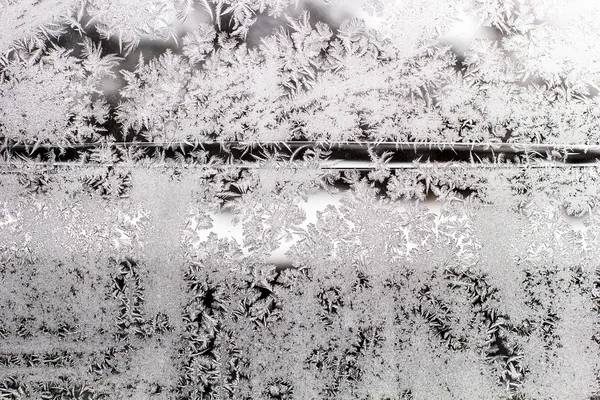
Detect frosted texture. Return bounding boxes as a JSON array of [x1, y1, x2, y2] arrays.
[[1, 1, 600, 399]]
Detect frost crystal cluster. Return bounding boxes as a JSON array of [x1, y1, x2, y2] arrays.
[[1, 0, 600, 399]]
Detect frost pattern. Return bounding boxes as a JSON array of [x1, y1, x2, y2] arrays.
[[0, 163, 600, 398], [84, 0, 194, 54], [0, 40, 120, 147], [3, 0, 600, 145], [2, 0, 600, 398]]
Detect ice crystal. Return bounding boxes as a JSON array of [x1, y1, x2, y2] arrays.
[[117, 50, 191, 141], [0, 40, 119, 147], [4, 0, 600, 144], [2, 0, 600, 398], [84, 0, 194, 54]]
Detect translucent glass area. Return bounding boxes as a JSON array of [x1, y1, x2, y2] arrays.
[[1, 164, 600, 398], [2, 0, 600, 399]]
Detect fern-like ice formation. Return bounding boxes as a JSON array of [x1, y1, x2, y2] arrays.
[[1, 161, 600, 398], [1, 0, 600, 148], [2, 1, 600, 399]]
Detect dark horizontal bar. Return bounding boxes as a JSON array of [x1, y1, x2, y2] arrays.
[[0, 160, 596, 170], [2, 141, 599, 165], [3, 140, 600, 150]]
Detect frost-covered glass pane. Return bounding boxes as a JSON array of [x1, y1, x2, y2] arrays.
[[1, 1, 600, 399]]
